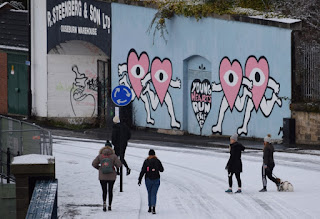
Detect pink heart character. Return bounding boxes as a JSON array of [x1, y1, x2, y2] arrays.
[[219, 57, 243, 110], [127, 49, 149, 99], [151, 57, 172, 105], [245, 56, 269, 110]]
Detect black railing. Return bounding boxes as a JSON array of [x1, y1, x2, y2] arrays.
[[0, 148, 16, 183], [0, 115, 52, 184]]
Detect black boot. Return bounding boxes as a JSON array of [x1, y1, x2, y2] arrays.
[[103, 202, 106, 212], [126, 168, 131, 176], [152, 206, 156, 214], [108, 206, 112, 211], [148, 206, 151, 213]]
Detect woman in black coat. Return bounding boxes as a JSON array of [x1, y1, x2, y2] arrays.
[[225, 134, 245, 193], [259, 134, 280, 192], [111, 116, 131, 175]]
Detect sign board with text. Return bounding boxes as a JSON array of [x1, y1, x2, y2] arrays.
[[47, 0, 111, 56]]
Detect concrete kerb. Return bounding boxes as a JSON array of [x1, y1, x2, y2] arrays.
[[47, 126, 320, 156]]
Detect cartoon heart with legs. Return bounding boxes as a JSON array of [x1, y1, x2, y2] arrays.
[[245, 56, 269, 110], [127, 49, 149, 99], [150, 57, 172, 104], [219, 58, 243, 110]]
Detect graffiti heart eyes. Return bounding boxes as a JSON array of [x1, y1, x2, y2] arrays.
[[127, 49, 149, 99], [245, 56, 269, 110], [151, 58, 172, 104], [219, 58, 243, 110]]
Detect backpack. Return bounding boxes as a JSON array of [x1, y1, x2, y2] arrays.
[[146, 159, 158, 178], [100, 155, 113, 174]]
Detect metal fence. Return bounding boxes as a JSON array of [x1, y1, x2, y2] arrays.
[[300, 44, 320, 101], [0, 115, 52, 183]]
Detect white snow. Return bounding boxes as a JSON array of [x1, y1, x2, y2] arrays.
[[232, 7, 301, 24], [249, 15, 301, 24], [54, 138, 320, 218], [12, 154, 55, 165], [10, 9, 28, 13], [0, 45, 28, 52]]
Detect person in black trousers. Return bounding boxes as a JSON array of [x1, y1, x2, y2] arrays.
[[112, 116, 131, 175], [225, 133, 245, 193], [138, 149, 164, 214], [259, 134, 280, 192]]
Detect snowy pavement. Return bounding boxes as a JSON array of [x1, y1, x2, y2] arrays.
[[53, 137, 320, 219]]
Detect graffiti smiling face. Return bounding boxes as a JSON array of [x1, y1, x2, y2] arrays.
[[127, 49, 149, 99], [245, 56, 269, 110], [151, 58, 172, 104], [219, 58, 243, 110]]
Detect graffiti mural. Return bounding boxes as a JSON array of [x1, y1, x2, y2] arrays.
[[190, 79, 212, 134], [70, 65, 97, 117], [118, 49, 181, 129], [211, 56, 282, 136], [211, 57, 253, 134], [237, 56, 282, 135]]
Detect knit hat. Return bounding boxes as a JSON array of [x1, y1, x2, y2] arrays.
[[230, 133, 238, 141], [113, 116, 120, 124], [149, 149, 155, 156], [264, 134, 272, 143], [105, 140, 112, 147]]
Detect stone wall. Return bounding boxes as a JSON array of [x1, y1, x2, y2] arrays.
[[292, 111, 320, 145]]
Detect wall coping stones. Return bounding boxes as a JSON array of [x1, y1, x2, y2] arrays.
[[102, 0, 302, 30]]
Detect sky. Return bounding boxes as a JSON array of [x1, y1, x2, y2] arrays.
[[53, 136, 320, 219]]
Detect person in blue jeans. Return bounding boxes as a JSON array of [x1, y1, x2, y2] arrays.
[[138, 149, 164, 214]]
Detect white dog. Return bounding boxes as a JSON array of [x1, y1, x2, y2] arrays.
[[279, 181, 294, 192]]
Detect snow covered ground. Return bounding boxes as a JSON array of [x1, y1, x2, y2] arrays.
[[53, 137, 320, 219]]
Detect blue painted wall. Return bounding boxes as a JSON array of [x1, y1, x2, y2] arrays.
[[111, 3, 292, 139]]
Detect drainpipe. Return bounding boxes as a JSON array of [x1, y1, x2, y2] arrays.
[[27, 0, 32, 117]]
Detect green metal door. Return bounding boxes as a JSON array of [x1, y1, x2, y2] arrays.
[[7, 53, 29, 115]]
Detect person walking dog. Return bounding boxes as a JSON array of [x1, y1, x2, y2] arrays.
[[92, 140, 122, 211], [259, 134, 280, 192], [225, 134, 245, 194], [112, 116, 131, 175], [138, 149, 164, 214]]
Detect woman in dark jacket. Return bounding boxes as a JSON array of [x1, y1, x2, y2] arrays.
[[259, 134, 280, 192], [138, 149, 164, 214], [92, 141, 122, 211], [225, 134, 245, 193], [112, 116, 131, 175]]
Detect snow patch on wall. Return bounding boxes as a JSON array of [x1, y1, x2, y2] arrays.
[[12, 154, 55, 165]]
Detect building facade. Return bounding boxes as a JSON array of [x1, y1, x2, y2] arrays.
[[29, 0, 305, 140]]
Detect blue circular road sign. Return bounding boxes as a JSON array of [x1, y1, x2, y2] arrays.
[[111, 85, 132, 106]]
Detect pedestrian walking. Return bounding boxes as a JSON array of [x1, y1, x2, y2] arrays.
[[259, 134, 280, 192], [138, 149, 164, 214], [112, 116, 131, 175], [225, 133, 245, 193], [92, 140, 122, 211]]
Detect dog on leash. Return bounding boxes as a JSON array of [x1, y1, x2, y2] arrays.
[[276, 178, 294, 192]]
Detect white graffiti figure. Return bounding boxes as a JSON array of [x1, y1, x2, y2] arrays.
[[211, 57, 253, 134], [118, 49, 181, 129], [237, 56, 282, 135], [141, 57, 181, 129], [118, 49, 154, 124], [70, 65, 96, 117]]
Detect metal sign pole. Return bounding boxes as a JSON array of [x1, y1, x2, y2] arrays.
[[119, 113, 123, 192], [111, 85, 132, 193]]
